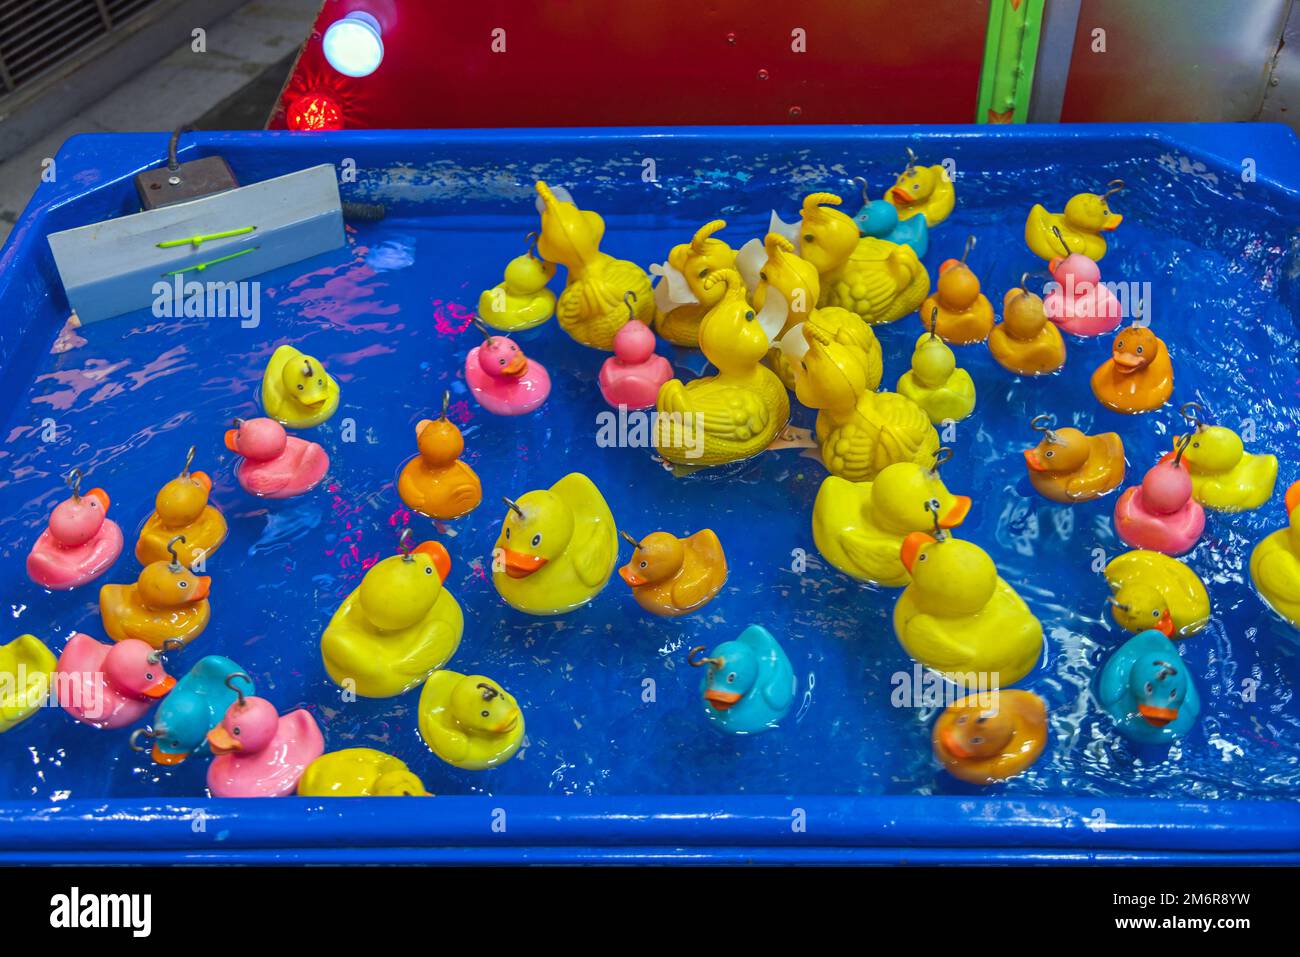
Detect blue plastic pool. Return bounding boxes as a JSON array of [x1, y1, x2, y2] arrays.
[[1, 125, 1298, 864]]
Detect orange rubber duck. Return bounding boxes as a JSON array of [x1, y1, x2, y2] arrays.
[[919, 237, 993, 345], [988, 277, 1066, 375], [618, 529, 727, 617], [99, 536, 212, 649], [1023, 414, 1125, 503], [136, 447, 227, 568], [397, 393, 483, 521], [932, 690, 1048, 785], [1091, 324, 1174, 414]]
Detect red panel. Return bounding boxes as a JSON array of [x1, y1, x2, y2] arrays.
[[270, 0, 990, 129]]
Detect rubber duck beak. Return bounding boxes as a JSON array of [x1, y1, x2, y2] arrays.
[[1113, 350, 1144, 371], [1049, 256, 1065, 274], [704, 688, 743, 711], [415, 418, 434, 438], [939, 496, 971, 529], [190, 576, 212, 601], [618, 563, 646, 587], [890, 186, 914, 205], [1023, 448, 1048, 472], [501, 548, 547, 579], [940, 726, 973, 760], [1101, 213, 1123, 231], [1155, 609, 1176, 638], [142, 674, 176, 699], [1284, 480, 1300, 515], [207, 724, 240, 754], [494, 709, 521, 734], [223, 429, 240, 452], [501, 354, 528, 377], [151, 744, 187, 766], [1138, 703, 1177, 727], [191, 470, 212, 495], [413, 541, 452, 582], [900, 532, 935, 574], [87, 487, 111, 511]]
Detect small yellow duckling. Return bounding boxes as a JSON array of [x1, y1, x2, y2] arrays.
[[894, 531, 1044, 686], [492, 473, 618, 616], [655, 269, 789, 468], [735, 232, 820, 389], [1105, 550, 1210, 638], [0, 634, 57, 733], [477, 232, 557, 332], [99, 539, 211, 649], [1250, 481, 1300, 627], [650, 219, 739, 347], [136, 446, 227, 567], [896, 311, 976, 425], [321, 534, 461, 698], [1025, 181, 1124, 261], [535, 181, 653, 350], [883, 153, 956, 226], [618, 529, 727, 617], [795, 193, 930, 326], [1174, 403, 1278, 512], [261, 344, 340, 428], [989, 280, 1066, 375], [297, 748, 430, 797], [418, 671, 524, 770], [812, 455, 971, 587], [785, 308, 938, 482]]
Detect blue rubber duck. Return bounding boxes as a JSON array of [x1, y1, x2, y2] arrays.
[[689, 625, 795, 735], [143, 655, 254, 764], [852, 177, 929, 258], [1098, 630, 1200, 746]]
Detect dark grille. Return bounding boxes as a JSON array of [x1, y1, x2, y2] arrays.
[[0, 0, 162, 93]]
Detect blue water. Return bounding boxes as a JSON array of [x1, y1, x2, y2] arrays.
[[2, 140, 1299, 804]]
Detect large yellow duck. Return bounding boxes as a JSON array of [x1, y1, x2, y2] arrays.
[[0, 634, 57, 733], [136, 447, 227, 567], [99, 546, 211, 649], [883, 157, 956, 226], [1025, 181, 1124, 261], [298, 748, 430, 796], [735, 232, 820, 389], [794, 193, 930, 326], [1105, 550, 1210, 638], [320, 536, 461, 698], [812, 457, 970, 587], [1173, 407, 1278, 512], [654, 269, 789, 468], [535, 181, 653, 350], [492, 473, 618, 615], [650, 219, 739, 347], [1250, 481, 1300, 627], [784, 308, 938, 482], [261, 344, 340, 428], [894, 532, 1044, 686], [418, 671, 524, 770]]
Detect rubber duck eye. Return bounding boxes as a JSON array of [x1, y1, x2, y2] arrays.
[[1152, 609, 1160, 618], [803, 234, 815, 243], [918, 553, 927, 562], [970, 736, 983, 745], [481, 710, 489, 718], [1144, 682, 1154, 695], [759, 271, 768, 281], [231, 726, 240, 736], [1044, 450, 1054, 458], [1136, 346, 1144, 354], [744, 310, 755, 321], [726, 672, 736, 683], [639, 560, 647, 569], [499, 357, 506, 365], [1116, 341, 1124, 350], [424, 566, 433, 575], [505, 527, 510, 539], [145, 672, 154, 681], [531, 533, 542, 547], [976, 716, 988, 724], [178, 580, 188, 588], [1169, 689, 1178, 700], [297, 384, 304, 390], [911, 184, 920, 191], [698, 268, 709, 278], [1193, 442, 1199, 448], [317, 378, 323, 386]]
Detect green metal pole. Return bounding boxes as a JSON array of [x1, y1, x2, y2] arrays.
[[976, 0, 1047, 123]]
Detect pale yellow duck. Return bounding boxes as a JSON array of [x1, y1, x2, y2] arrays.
[[734, 232, 821, 389], [535, 181, 653, 350], [650, 219, 739, 347]]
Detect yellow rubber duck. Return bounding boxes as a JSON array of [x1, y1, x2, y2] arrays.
[[919, 239, 994, 345], [735, 232, 820, 389], [1025, 181, 1124, 261], [933, 690, 1048, 785], [1105, 550, 1210, 638], [297, 748, 430, 796], [261, 344, 340, 428], [812, 456, 971, 587], [650, 219, 739, 347], [618, 529, 727, 617], [99, 541, 211, 649], [1174, 404, 1278, 512], [894, 532, 1044, 686], [784, 308, 937, 482], [320, 534, 461, 698], [654, 269, 790, 468], [418, 671, 524, 770], [477, 232, 557, 332], [397, 393, 483, 520], [492, 473, 618, 616], [896, 312, 976, 425], [135, 446, 227, 567], [535, 181, 653, 350], [795, 193, 930, 326], [883, 155, 956, 226], [0, 634, 57, 733], [1249, 481, 1300, 627], [989, 282, 1066, 375]]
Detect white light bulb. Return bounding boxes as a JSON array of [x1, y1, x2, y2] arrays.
[[322, 12, 384, 78]]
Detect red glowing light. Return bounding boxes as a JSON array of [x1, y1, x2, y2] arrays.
[[287, 92, 344, 131]]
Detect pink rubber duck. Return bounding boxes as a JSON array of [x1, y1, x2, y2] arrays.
[[206, 694, 324, 797], [465, 320, 550, 416], [56, 634, 176, 729], [599, 297, 672, 409], [225, 417, 329, 498], [1114, 436, 1205, 555], [1044, 252, 1122, 337], [27, 469, 124, 590]]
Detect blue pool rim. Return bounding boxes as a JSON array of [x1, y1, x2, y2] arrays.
[[2, 123, 1299, 865]]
